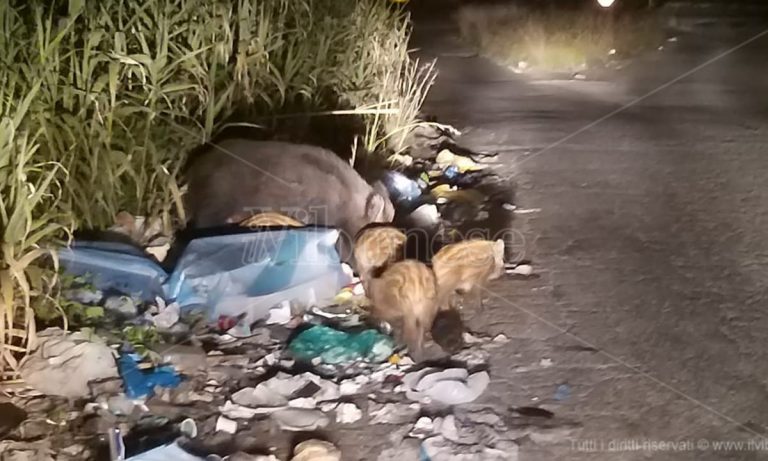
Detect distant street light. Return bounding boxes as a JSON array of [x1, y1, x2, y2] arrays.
[[597, 0, 616, 7]]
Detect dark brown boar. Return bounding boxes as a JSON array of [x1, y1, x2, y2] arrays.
[[184, 140, 395, 260]]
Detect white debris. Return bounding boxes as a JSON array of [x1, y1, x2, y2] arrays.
[[320, 402, 339, 412], [398, 356, 415, 367], [228, 372, 340, 419], [339, 380, 362, 396], [540, 358, 553, 368], [492, 334, 509, 343], [271, 408, 329, 432], [231, 385, 287, 409], [436, 415, 460, 442], [219, 401, 262, 419], [180, 418, 198, 438], [409, 204, 440, 228], [341, 263, 355, 279], [335, 403, 362, 424], [148, 298, 180, 330], [266, 300, 292, 325], [409, 416, 435, 439], [403, 368, 490, 405], [289, 397, 317, 409], [507, 264, 533, 276], [462, 332, 484, 345], [255, 352, 278, 367], [215, 416, 237, 434], [144, 241, 170, 262], [351, 282, 365, 296], [104, 295, 138, 316], [513, 208, 541, 215], [451, 348, 490, 368], [369, 402, 421, 425], [421, 436, 519, 461]]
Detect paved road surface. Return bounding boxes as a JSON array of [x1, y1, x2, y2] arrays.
[[405, 6, 768, 461]]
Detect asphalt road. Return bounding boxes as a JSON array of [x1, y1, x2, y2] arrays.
[[409, 7, 768, 461]]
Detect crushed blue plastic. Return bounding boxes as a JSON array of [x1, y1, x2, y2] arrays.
[[118, 353, 181, 399], [442, 164, 460, 180]]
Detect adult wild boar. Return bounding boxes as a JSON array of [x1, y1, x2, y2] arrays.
[[184, 140, 395, 260]]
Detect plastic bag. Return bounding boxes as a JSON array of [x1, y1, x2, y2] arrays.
[[288, 325, 395, 365], [57, 242, 167, 302], [164, 228, 348, 322]]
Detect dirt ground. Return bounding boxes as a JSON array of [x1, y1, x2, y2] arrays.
[[332, 3, 768, 460]]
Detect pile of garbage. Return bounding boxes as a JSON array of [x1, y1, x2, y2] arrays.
[[384, 141, 513, 232], [3, 307, 515, 459], [1, 130, 543, 460]]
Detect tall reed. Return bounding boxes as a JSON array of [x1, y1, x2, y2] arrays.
[[0, 0, 435, 377]]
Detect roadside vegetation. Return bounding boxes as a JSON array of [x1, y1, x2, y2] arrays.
[[455, 2, 664, 74], [0, 0, 435, 377]]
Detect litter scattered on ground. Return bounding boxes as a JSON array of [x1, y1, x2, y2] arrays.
[[5, 131, 540, 460]]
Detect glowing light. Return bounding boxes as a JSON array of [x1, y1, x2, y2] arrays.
[[597, 0, 616, 7]]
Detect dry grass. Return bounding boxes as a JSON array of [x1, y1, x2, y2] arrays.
[[456, 3, 663, 73], [0, 0, 435, 377]]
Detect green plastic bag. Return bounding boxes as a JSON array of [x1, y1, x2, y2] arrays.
[[289, 325, 395, 365]]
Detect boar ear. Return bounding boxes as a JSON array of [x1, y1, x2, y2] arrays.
[[494, 238, 505, 254], [365, 192, 387, 223]]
